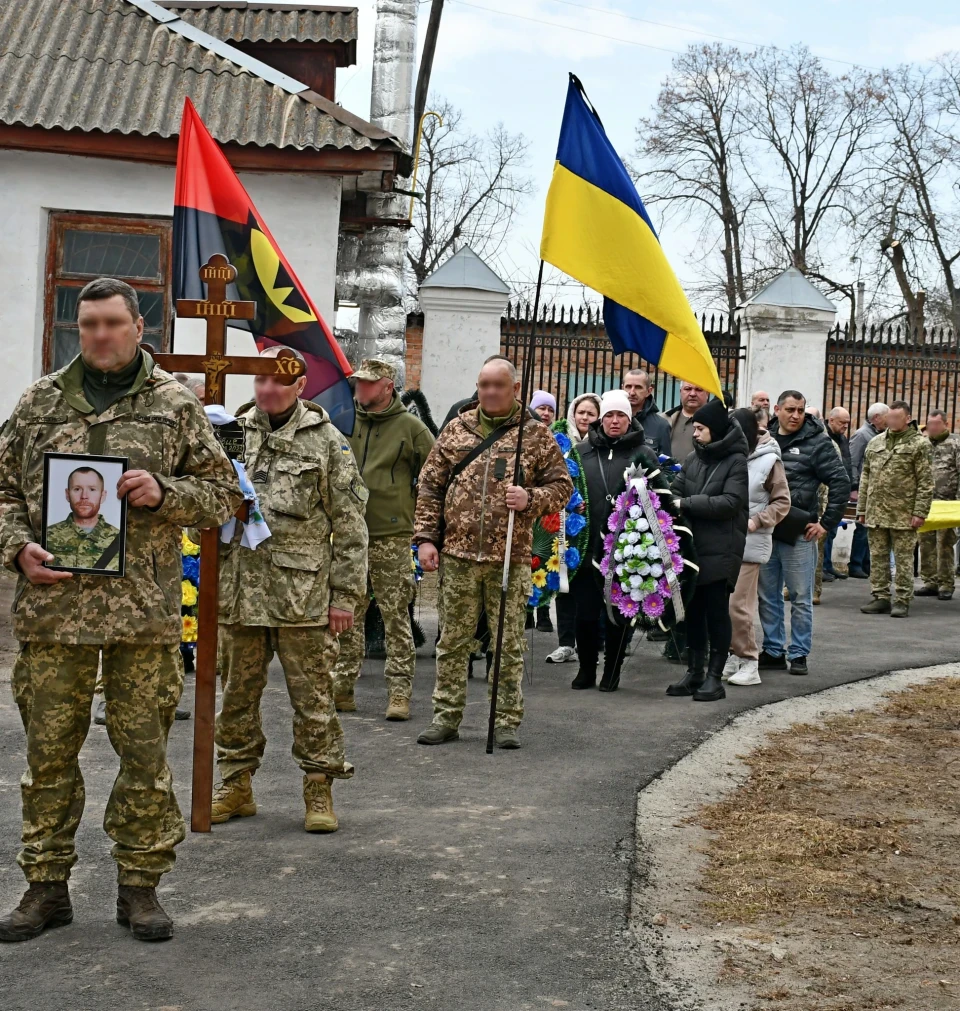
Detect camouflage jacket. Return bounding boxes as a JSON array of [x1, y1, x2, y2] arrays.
[[219, 399, 369, 627], [46, 514, 121, 571], [0, 350, 243, 644], [414, 402, 573, 565], [859, 425, 935, 529], [929, 433, 960, 500]]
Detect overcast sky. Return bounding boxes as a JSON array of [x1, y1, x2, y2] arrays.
[[330, 0, 960, 312]]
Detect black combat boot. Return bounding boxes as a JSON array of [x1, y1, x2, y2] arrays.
[[117, 886, 173, 941], [571, 620, 599, 689], [693, 651, 727, 702], [0, 882, 72, 942], [666, 649, 706, 696]]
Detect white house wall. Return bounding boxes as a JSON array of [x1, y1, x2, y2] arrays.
[[0, 148, 341, 418]]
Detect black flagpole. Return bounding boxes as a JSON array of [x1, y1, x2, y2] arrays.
[[486, 260, 545, 754]]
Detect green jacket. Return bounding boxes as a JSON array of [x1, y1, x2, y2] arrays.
[[0, 350, 243, 644], [860, 424, 935, 529], [347, 394, 435, 539], [220, 399, 369, 626]]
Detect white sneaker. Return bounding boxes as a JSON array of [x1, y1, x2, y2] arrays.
[[721, 654, 742, 681], [545, 646, 576, 664], [728, 659, 761, 686]]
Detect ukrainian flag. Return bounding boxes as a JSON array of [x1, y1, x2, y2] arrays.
[[540, 76, 722, 397]]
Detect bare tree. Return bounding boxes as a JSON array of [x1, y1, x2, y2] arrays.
[[868, 60, 960, 332], [741, 45, 880, 312], [635, 44, 752, 317], [406, 97, 533, 293]]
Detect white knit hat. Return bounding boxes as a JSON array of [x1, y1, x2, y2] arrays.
[[600, 389, 632, 419]]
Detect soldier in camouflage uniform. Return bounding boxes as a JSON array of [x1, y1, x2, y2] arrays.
[[332, 359, 435, 720], [45, 466, 120, 570], [414, 357, 572, 749], [917, 409, 960, 600], [211, 347, 368, 833], [0, 279, 242, 943], [858, 400, 935, 617]]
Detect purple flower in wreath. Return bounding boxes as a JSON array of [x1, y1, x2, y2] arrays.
[[663, 532, 680, 551], [564, 546, 581, 570], [620, 597, 640, 618], [546, 571, 561, 592], [656, 509, 673, 527], [566, 512, 586, 537], [642, 593, 666, 619], [599, 555, 610, 577], [657, 577, 671, 597], [607, 512, 621, 532], [603, 532, 616, 553], [182, 556, 200, 584], [671, 553, 685, 574], [649, 492, 661, 510]]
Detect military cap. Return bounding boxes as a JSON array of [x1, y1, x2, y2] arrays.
[[353, 359, 396, 383]]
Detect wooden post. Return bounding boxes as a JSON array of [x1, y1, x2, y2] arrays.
[[151, 254, 305, 831]]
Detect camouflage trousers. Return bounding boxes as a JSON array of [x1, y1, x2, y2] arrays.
[[919, 527, 958, 593], [433, 555, 528, 730], [333, 535, 416, 701], [11, 642, 185, 886], [216, 623, 354, 782], [867, 527, 918, 605]]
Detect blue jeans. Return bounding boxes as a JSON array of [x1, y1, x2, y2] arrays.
[[850, 523, 871, 574], [758, 538, 817, 661]]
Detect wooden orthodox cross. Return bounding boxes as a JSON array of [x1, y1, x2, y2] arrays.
[[150, 254, 305, 832]]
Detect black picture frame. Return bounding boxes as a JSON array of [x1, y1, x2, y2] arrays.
[[41, 453, 129, 576]]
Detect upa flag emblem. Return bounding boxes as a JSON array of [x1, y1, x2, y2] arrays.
[[173, 98, 355, 433]]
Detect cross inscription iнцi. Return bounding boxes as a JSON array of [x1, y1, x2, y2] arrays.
[[151, 254, 305, 832]]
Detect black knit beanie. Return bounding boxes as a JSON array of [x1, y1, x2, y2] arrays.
[[692, 397, 731, 440]]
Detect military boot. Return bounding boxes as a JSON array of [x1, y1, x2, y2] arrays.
[[494, 726, 521, 749], [666, 650, 706, 697], [890, 602, 910, 618], [417, 723, 459, 745], [0, 882, 72, 942], [915, 584, 939, 597], [385, 694, 410, 721], [303, 775, 338, 833], [117, 886, 173, 941], [860, 597, 892, 614], [334, 689, 356, 712], [210, 771, 256, 824]]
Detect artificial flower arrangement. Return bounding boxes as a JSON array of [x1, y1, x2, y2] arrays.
[[181, 531, 200, 645], [599, 460, 696, 629], [528, 420, 589, 609]]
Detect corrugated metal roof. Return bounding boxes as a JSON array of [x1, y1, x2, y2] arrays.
[[742, 266, 836, 312], [0, 0, 392, 152], [160, 2, 358, 44]]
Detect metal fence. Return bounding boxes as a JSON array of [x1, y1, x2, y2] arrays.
[[824, 323, 960, 430], [499, 304, 743, 416]]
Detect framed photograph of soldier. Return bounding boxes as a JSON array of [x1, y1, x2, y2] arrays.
[[41, 453, 128, 576]]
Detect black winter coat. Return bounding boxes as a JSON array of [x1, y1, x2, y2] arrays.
[[673, 423, 749, 588], [636, 396, 673, 458], [578, 417, 661, 565], [774, 415, 851, 531]]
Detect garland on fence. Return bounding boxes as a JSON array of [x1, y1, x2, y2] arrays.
[[528, 420, 589, 609]]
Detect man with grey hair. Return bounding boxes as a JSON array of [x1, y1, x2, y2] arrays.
[[848, 403, 889, 577]]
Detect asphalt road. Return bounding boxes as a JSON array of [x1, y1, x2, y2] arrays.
[[0, 575, 957, 1011]]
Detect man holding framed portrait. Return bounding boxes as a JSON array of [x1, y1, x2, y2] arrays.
[[0, 277, 242, 943]]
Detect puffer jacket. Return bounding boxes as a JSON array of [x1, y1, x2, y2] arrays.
[[673, 423, 749, 587], [773, 414, 851, 531], [578, 417, 661, 565], [414, 402, 573, 565], [743, 435, 791, 565]]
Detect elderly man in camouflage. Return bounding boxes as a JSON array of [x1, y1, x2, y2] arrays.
[[414, 356, 573, 749], [332, 359, 435, 720], [917, 409, 960, 601], [0, 278, 242, 943], [858, 400, 935, 617], [211, 347, 368, 833]]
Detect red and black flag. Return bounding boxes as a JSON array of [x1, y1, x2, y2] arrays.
[[173, 98, 354, 432]]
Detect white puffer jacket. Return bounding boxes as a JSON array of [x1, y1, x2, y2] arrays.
[[743, 437, 782, 564]]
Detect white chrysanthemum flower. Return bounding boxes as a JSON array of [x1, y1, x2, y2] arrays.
[[650, 563, 664, 578], [630, 588, 643, 601], [635, 517, 650, 532], [628, 505, 642, 519]]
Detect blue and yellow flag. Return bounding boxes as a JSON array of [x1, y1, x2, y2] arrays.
[[540, 76, 722, 397]]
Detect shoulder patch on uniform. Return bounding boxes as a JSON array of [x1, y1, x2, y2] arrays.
[[134, 414, 177, 429], [341, 443, 352, 455]]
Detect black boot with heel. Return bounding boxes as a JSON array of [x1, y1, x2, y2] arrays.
[[693, 650, 727, 702], [666, 649, 706, 696]]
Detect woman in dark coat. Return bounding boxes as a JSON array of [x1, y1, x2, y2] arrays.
[[667, 397, 748, 702], [571, 391, 673, 692]]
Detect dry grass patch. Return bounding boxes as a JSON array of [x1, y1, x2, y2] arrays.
[[696, 677, 960, 1010]]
